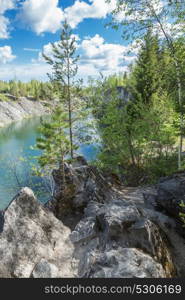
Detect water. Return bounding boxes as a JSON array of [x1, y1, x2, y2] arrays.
[[0, 117, 98, 210]]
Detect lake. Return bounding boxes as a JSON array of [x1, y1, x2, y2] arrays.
[[0, 117, 98, 210]]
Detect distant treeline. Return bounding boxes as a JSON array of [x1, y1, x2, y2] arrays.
[[0, 80, 58, 101]]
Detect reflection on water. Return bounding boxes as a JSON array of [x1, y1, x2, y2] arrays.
[[0, 117, 98, 210]]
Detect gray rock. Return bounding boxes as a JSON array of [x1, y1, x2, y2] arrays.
[[1, 162, 185, 278], [32, 259, 59, 278], [156, 174, 185, 237], [0, 188, 76, 278], [0, 97, 49, 128], [84, 248, 166, 278], [0, 211, 4, 233]]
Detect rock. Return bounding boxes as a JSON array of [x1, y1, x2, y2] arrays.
[[82, 248, 166, 278], [156, 173, 185, 237], [47, 160, 113, 220], [0, 211, 4, 233], [71, 199, 176, 278], [1, 162, 185, 278], [0, 97, 49, 128], [0, 188, 76, 278], [156, 174, 185, 218], [46, 160, 182, 278], [32, 259, 59, 278]]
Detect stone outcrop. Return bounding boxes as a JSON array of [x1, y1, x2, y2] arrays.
[[46, 158, 185, 278], [0, 97, 49, 127], [0, 160, 185, 278], [0, 188, 76, 278], [156, 173, 185, 223]]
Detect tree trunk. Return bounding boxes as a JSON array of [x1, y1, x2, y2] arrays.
[[174, 59, 183, 170], [67, 59, 74, 159]]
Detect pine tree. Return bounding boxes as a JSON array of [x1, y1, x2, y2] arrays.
[[9, 80, 19, 99], [43, 20, 79, 159], [36, 106, 70, 187], [130, 30, 162, 105]]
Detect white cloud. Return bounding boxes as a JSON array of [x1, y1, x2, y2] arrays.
[[34, 34, 136, 81], [0, 16, 10, 39], [18, 0, 64, 35], [78, 34, 134, 75], [115, 0, 164, 23], [23, 48, 40, 52], [17, 0, 117, 34], [64, 0, 117, 28], [0, 0, 15, 38], [0, 46, 16, 64], [0, 0, 15, 14], [0, 63, 50, 81]]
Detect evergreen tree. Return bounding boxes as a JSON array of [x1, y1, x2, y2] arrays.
[[43, 20, 79, 159], [36, 106, 70, 187], [9, 80, 19, 99], [130, 30, 162, 105], [107, 0, 185, 169]]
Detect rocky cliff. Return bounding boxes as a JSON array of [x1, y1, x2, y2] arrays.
[[0, 158, 185, 278], [0, 97, 49, 127]]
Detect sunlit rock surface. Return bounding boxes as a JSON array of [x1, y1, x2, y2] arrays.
[[0, 160, 185, 278], [0, 188, 75, 278], [0, 97, 49, 127]]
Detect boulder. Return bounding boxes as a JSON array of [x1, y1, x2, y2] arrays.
[[0, 188, 76, 278], [156, 173, 185, 237], [71, 199, 176, 278]]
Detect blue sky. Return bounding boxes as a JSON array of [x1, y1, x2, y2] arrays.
[[0, 0, 136, 82], [0, 0, 172, 82]]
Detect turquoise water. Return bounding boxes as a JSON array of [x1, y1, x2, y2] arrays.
[[0, 117, 98, 210]]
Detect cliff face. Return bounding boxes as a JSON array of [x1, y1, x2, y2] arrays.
[[0, 159, 184, 278], [0, 97, 49, 127]]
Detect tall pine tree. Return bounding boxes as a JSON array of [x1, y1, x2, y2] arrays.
[[43, 20, 79, 159]]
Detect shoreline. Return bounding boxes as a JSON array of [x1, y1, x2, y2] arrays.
[[0, 97, 50, 128]]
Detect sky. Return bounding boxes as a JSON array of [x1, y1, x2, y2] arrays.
[[0, 0, 176, 83], [0, 0, 137, 82]]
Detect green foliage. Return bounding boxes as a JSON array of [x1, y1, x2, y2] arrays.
[[130, 30, 164, 105], [37, 106, 70, 168], [0, 93, 9, 102], [88, 33, 181, 185], [0, 79, 59, 101], [43, 20, 81, 159]]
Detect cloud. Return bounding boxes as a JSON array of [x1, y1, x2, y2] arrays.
[[18, 0, 64, 35], [17, 0, 117, 34], [0, 63, 50, 81], [115, 0, 164, 23], [64, 0, 117, 29], [0, 16, 10, 39], [0, 0, 15, 39], [34, 34, 136, 81], [0, 32, 138, 82], [23, 48, 40, 52], [0, 46, 16, 64], [78, 34, 134, 75], [0, 0, 15, 14]]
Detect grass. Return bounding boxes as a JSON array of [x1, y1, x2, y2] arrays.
[[0, 93, 9, 102]]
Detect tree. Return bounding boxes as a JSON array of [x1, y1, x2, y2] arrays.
[[36, 106, 70, 188], [43, 20, 79, 159], [9, 80, 19, 99], [130, 30, 162, 105], [107, 0, 185, 169]]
